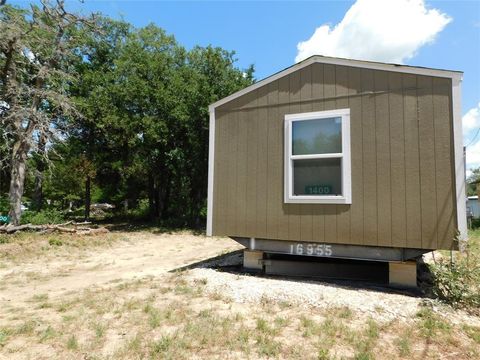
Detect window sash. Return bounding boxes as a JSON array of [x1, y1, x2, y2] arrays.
[[290, 153, 343, 161], [284, 109, 351, 204]]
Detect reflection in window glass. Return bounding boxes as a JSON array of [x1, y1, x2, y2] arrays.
[[293, 158, 342, 196], [292, 117, 342, 155]]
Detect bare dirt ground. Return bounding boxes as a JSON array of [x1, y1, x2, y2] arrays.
[[0, 231, 240, 307], [0, 230, 479, 359]]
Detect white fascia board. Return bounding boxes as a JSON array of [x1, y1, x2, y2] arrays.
[[313, 56, 463, 80], [206, 108, 215, 236], [452, 78, 468, 243], [209, 55, 463, 111]]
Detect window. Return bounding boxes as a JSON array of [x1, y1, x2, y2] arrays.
[[284, 109, 351, 204]]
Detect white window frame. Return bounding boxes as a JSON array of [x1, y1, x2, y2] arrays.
[[284, 108, 352, 204]]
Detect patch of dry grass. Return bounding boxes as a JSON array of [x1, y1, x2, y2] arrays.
[[0, 231, 125, 261], [1, 271, 478, 360], [1, 230, 479, 360]]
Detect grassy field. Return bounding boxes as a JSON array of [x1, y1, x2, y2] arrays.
[[0, 229, 479, 359]]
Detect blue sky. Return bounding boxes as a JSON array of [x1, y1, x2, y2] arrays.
[[10, 0, 480, 169]]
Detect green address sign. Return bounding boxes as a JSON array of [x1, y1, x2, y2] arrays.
[[305, 185, 332, 195], [0, 215, 10, 224]]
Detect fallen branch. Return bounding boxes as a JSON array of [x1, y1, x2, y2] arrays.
[[73, 221, 92, 226], [77, 227, 109, 236], [0, 223, 109, 235]]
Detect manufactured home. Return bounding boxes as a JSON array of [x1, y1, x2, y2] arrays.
[[467, 196, 479, 219], [206, 56, 467, 286]]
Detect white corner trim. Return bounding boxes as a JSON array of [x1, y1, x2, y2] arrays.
[[209, 56, 463, 111], [206, 108, 215, 236], [283, 108, 352, 204], [452, 78, 467, 242]]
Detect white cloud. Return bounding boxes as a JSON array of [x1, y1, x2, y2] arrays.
[[464, 103, 480, 169], [295, 0, 451, 63], [466, 168, 473, 179], [466, 140, 480, 169], [463, 102, 480, 134]]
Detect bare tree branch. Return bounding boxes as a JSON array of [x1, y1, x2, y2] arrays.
[[0, 2, 97, 224]]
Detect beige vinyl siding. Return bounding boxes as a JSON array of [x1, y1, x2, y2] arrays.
[[212, 63, 457, 250], [335, 66, 350, 244], [389, 72, 407, 248], [225, 99, 238, 237], [361, 69, 377, 247], [347, 66, 364, 246], [418, 75, 438, 249], [234, 99, 247, 236], [433, 77, 456, 249], [256, 85, 269, 238], [287, 70, 301, 240], [310, 64, 326, 243], [266, 80, 281, 240], [323, 64, 338, 244], [299, 66, 314, 241], [245, 92, 258, 237], [277, 75, 290, 239], [375, 70, 392, 248], [213, 110, 228, 236], [403, 74, 423, 248]]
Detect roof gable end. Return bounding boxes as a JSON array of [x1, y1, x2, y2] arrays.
[[209, 55, 463, 111]]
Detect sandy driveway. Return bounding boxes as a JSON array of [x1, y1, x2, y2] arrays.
[[1, 231, 479, 360], [1, 231, 478, 329], [0, 232, 242, 307]]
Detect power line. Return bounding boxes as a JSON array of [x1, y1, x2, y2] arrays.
[[466, 127, 480, 148]]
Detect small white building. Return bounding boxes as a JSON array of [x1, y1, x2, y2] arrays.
[[467, 196, 480, 219]]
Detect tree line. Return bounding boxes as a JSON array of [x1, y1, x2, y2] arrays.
[[0, 0, 254, 226]]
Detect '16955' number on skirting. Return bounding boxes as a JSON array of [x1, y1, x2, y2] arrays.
[[289, 243, 333, 256]]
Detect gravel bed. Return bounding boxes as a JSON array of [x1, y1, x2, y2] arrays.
[[184, 251, 480, 325], [184, 252, 424, 322], [187, 267, 421, 321]]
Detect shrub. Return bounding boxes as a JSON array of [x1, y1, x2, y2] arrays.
[[471, 218, 480, 229], [48, 238, 63, 246], [21, 209, 65, 225], [127, 198, 150, 219], [0, 196, 9, 214], [429, 235, 480, 311], [103, 199, 149, 222]]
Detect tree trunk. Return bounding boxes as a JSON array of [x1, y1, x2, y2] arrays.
[[32, 134, 47, 210], [163, 179, 170, 219], [148, 173, 155, 219], [84, 175, 91, 221], [0, 148, 3, 195], [153, 178, 160, 218], [32, 170, 44, 211], [0, 156, 5, 197], [194, 187, 204, 228], [8, 142, 28, 226]]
